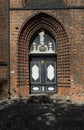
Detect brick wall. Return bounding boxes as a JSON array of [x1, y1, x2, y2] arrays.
[[64, 0, 84, 6], [0, 0, 8, 99], [10, 7, 84, 101], [10, 0, 25, 8], [0, 0, 83, 102]]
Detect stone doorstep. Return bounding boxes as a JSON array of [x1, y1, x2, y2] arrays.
[[0, 94, 83, 103], [0, 94, 84, 110], [0, 94, 76, 104]]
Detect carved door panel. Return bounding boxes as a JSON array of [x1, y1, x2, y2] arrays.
[[30, 56, 56, 93]]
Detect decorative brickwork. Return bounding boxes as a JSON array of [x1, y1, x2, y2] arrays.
[[9, 7, 84, 101], [17, 13, 71, 92], [0, 0, 84, 101]]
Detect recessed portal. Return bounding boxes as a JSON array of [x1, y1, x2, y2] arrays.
[[30, 30, 57, 93]]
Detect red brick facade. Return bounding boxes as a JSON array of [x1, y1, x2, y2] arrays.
[[0, 0, 8, 99], [0, 0, 84, 102]]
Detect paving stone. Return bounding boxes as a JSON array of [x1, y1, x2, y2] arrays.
[[0, 95, 84, 130]]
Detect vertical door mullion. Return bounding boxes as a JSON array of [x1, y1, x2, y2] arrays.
[[40, 57, 45, 92]]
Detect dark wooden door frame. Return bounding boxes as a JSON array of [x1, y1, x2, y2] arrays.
[[29, 54, 57, 94]]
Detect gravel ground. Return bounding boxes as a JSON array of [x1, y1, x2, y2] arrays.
[[0, 95, 84, 130]]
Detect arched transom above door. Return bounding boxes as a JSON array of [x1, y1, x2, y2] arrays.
[[30, 30, 56, 54]]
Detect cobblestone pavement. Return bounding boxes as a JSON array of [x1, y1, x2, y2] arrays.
[[0, 95, 84, 130]]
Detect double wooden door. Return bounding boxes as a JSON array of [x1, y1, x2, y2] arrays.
[[30, 55, 57, 93]]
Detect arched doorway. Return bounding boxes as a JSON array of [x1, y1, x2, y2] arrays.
[[17, 13, 71, 95], [30, 30, 57, 93]]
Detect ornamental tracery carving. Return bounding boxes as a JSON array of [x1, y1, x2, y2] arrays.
[[30, 31, 55, 54]]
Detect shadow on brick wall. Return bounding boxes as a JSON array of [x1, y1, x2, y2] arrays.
[[0, 78, 8, 99]]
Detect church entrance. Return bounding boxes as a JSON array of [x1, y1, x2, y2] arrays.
[[30, 30, 57, 93]]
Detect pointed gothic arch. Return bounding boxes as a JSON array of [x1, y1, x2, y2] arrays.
[[17, 13, 71, 94]]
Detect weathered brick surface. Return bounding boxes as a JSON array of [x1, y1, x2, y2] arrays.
[[0, 0, 8, 61], [64, 0, 84, 6], [0, 0, 84, 102], [10, 0, 24, 8], [10, 8, 84, 102], [0, 0, 8, 99]]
